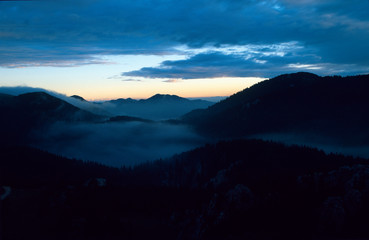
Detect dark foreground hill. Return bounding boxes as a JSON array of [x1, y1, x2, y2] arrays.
[[2, 140, 369, 239], [183, 72, 369, 144]]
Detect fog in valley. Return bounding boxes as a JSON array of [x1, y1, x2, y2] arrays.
[[30, 121, 208, 167], [251, 132, 369, 160]]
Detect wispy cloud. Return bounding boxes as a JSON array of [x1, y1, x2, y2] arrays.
[[163, 79, 182, 83], [107, 75, 142, 82], [1, 0, 369, 76], [121, 78, 142, 82]]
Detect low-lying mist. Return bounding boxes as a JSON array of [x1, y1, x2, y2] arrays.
[[251, 132, 369, 159], [30, 121, 208, 167]]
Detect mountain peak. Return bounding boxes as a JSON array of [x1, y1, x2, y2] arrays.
[[70, 95, 86, 101], [146, 94, 187, 102], [272, 72, 320, 82], [277, 72, 319, 78], [109, 98, 137, 104]]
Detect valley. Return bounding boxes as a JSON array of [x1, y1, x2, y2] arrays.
[[2, 72, 369, 239]]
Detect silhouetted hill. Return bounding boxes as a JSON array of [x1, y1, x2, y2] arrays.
[[108, 97, 137, 104], [145, 93, 186, 103], [144, 94, 211, 106], [134, 139, 366, 188], [107, 115, 153, 123], [0, 93, 13, 99], [0, 92, 103, 144], [0, 93, 13, 105], [3, 140, 369, 239], [100, 93, 213, 120], [0, 145, 121, 188], [183, 72, 369, 143], [130, 139, 369, 239], [70, 95, 86, 101], [16, 92, 102, 121]]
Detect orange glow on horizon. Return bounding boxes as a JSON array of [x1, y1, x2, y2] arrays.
[[80, 77, 266, 101]]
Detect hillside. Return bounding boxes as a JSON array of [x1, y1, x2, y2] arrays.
[[154, 139, 369, 239], [182, 72, 369, 144], [0, 92, 103, 144], [2, 140, 369, 239], [0, 145, 121, 187]]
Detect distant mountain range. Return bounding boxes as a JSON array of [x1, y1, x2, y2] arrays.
[[98, 94, 213, 120], [0, 87, 215, 120], [68, 93, 213, 120], [0, 86, 215, 120], [3, 72, 369, 152], [3, 73, 369, 239], [183, 72, 369, 145], [0, 90, 214, 147]]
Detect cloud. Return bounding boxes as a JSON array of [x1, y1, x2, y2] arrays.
[[0, 86, 210, 167], [0, 86, 52, 96], [163, 79, 182, 83], [123, 46, 369, 79], [0, 45, 113, 68], [121, 78, 142, 82], [1, 0, 369, 76], [107, 75, 142, 81]]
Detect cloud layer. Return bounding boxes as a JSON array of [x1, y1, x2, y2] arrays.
[[31, 121, 208, 167], [1, 0, 369, 77]]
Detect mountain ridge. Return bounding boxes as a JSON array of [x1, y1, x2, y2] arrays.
[[0, 91, 104, 144], [182, 72, 369, 143], [99, 93, 213, 120], [105, 93, 211, 104]]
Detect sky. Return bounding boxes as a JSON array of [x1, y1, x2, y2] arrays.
[[0, 0, 369, 100]]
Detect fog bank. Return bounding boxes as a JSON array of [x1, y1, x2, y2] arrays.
[[31, 121, 207, 167], [251, 132, 369, 159]]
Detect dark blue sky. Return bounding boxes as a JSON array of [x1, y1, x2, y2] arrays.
[[0, 0, 368, 98]]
